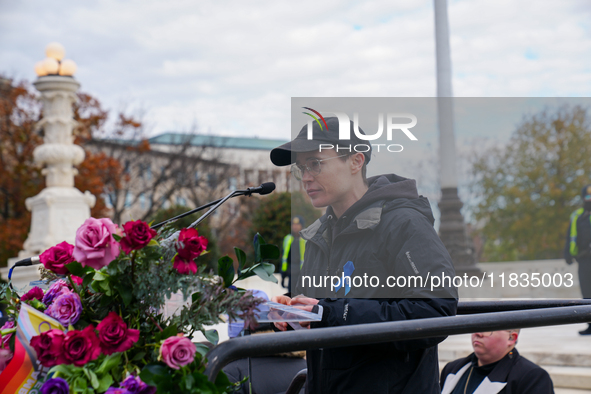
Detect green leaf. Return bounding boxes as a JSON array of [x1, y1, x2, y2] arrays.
[[234, 247, 247, 271], [73, 376, 88, 391], [27, 298, 46, 311], [253, 233, 267, 263], [191, 291, 201, 304], [160, 324, 178, 340], [112, 233, 122, 242], [48, 364, 76, 377], [260, 244, 280, 260], [234, 264, 259, 281], [204, 329, 219, 345], [191, 372, 218, 394], [140, 364, 169, 386], [214, 370, 233, 393], [66, 261, 87, 277], [95, 353, 122, 375], [194, 343, 210, 358], [131, 351, 146, 362], [253, 263, 278, 283], [148, 238, 159, 246], [87, 369, 99, 390], [82, 273, 94, 288], [183, 374, 195, 390], [97, 374, 113, 393], [93, 271, 109, 281], [217, 256, 235, 288], [115, 283, 133, 306]]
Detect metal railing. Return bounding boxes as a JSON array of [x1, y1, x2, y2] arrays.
[[205, 300, 591, 382]]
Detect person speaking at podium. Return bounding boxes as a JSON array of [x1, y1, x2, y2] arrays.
[[269, 116, 458, 394]]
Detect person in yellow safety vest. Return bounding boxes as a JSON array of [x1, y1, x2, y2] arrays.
[[281, 216, 306, 291], [564, 184, 591, 335]]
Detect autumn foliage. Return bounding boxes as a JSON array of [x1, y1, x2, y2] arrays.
[[470, 105, 591, 261], [0, 76, 133, 267]]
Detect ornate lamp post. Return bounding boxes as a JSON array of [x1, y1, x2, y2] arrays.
[[16, 43, 95, 260], [433, 1, 480, 275]]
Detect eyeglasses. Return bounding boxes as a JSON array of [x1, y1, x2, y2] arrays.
[[290, 154, 349, 181]]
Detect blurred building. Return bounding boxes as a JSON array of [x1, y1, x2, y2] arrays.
[[86, 132, 293, 240]]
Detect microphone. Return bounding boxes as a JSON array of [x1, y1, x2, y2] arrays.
[[8, 256, 41, 286], [245, 182, 276, 196], [12, 255, 40, 268]]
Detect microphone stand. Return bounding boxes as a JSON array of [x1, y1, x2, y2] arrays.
[[159, 188, 250, 249], [152, 183, 275, 230], [8, 182, 276, 290]]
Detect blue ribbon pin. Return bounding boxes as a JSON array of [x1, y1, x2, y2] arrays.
[[334, 261, 355, 295]]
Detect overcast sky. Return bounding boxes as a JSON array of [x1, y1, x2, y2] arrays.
[[1, 0, 591, 142]]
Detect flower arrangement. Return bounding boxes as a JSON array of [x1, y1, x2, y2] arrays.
[[0, 217, 279, 393]]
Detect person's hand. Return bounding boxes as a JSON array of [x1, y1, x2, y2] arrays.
[[290, 295, 318, 306], [291, 296, 319, 329], [271, 295, 292, 331]]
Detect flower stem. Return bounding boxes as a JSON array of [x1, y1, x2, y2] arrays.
[[149, 314, 164, 332]]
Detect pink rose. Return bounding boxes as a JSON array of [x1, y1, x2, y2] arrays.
[[0, 348, 13, 372], [39, 241, 75, 275], [61, 325, 101, 366], [30, 329, 65, 367], [71, 275, 83, 286], [159, 335, 196, 369], [96, 312, 140, 355], [21, 286, 44, 302], [175, 228, 208, 261], [1, 321, 15, 347], [120, 220, 157, 254], [73, 218, 121, 270]]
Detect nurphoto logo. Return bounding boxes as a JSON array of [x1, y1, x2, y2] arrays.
[[302, 107, 418, 153]]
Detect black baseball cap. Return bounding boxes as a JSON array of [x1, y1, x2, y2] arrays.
[[270, 116, 372, 166]]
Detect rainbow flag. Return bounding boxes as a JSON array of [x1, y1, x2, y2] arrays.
[[0, 303, 64, 393]]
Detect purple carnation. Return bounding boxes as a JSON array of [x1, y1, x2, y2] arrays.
[[41, 377, 69, 394], [21, 286, 45, 302], [42, 280, 71, 306], [47, 291, 82, 326], [1, 320, 15, 347], [121, 375, 156, 394]]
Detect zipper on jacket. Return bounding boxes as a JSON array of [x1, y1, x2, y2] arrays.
[[325, 215, 333, 275]]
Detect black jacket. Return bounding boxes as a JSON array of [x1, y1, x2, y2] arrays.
[[298, 174, 458, 394], [440, 349, 554, 394], [223, 355, 306, 394]]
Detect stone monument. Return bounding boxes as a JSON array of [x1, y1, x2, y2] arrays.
[[10, 43, 95, 270], [433, 0, 480, 275]]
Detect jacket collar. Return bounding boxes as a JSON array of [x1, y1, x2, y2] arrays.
[[442, 350, 519, 394], [299, 201, 384, 242]]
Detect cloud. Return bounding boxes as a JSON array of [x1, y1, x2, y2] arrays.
[[1, 0, 590, 143]]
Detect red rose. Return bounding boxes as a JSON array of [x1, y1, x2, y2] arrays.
[[175, 228, 208, 261], [61, 325, 101, 366], [96, 312, 140, 355], [30, 329, 65, 367], [172, 257, 198, 275], [120, 220, 157, 254], [39, 242, 75, 275]]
